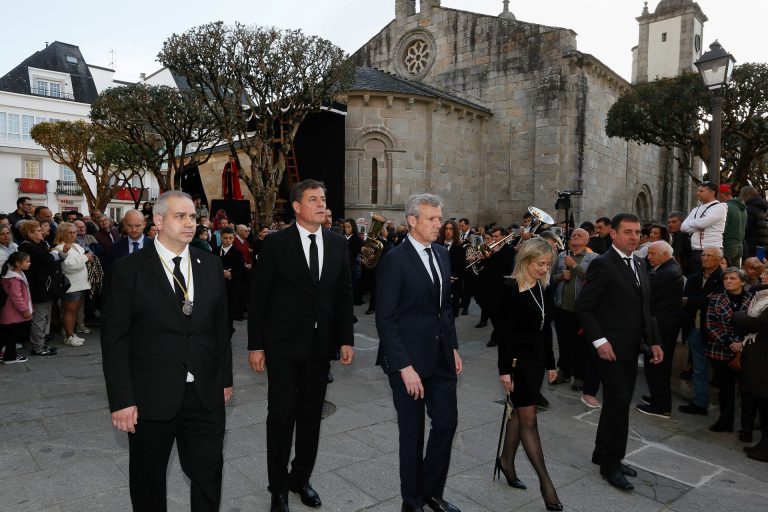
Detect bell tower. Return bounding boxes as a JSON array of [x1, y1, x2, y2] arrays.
[[396, 0, 416, 19], [632, 0, 708, 84]]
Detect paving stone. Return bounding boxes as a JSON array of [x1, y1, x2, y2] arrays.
[[223, 423, 267, 461], [58, 487, 130, 511], [0, 444, 38, 479], [305, 470, 378, 511], [313, 432, 385, 474], [27, 428, 127, 469], [225, 399, 268, 430], [0, 392, 105, 423], [0, 419, 50, 447], [318, 405, 379, 436], [346, 420, 401, 453], [41, 409, 112, 438], [335, 452, 401, 501]]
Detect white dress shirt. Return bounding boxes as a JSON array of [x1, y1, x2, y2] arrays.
[[296, 223, 324, 279], [592, 246, 638, 349], [128, 236, 145, 254], [681, 200, 727, 250], [408, 234, 443, 306], [154, 238, 195, 382]]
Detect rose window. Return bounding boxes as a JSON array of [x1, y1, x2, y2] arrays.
[[404, 40, 431, 75]]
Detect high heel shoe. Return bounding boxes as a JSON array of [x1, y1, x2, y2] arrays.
[[494, 457, 526, 489], [542, 486, 563, 511]]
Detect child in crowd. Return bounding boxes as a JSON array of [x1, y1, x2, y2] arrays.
[[1, 251, 33, 364]]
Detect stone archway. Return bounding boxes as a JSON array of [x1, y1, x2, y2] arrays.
[[634, 186, 653, 222], [351, 127, 397, 206]]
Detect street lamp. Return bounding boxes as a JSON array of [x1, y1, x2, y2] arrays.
[[695, 40, 736, 192]]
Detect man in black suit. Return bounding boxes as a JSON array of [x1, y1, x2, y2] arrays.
[[248, 179, 354, 512], [376, 193, 463, 512], [107, 209, 153, 266], [101, 191, 233, 511], [216, 227, 246, 331], [637, 241, 684, 418], [576, 213, 663, 491]]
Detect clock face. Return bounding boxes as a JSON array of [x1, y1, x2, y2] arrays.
[[695, 34, 702, 52]]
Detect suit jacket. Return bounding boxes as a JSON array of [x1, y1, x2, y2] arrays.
[[234, 236, 252, 265], [107, 236, 154, 267], [648, 258, 684, 319], [375, 238, 459, 376], [576, 247, 659, 361], [217, 245, 246, 317], [248, 224, 354, 360], [444, 242, 465, 280], [101, 244, 232, 421]]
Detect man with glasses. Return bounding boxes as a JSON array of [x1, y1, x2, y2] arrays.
[[682, 181, 728, 274], [8, 196, 34, 241]]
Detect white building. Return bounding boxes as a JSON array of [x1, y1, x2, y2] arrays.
[[0, 41, 159, 220]]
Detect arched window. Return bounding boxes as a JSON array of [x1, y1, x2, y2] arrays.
[[371, 158, 379, 204]]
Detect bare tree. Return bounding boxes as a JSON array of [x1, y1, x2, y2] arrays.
[[159, 22, 355, 222]]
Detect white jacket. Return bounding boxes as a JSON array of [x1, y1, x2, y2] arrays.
[[55, 243, 90, 293], [681, 200, 728, 250]]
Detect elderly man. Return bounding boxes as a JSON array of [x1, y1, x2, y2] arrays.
[[743, 257, 764, 290], [679, 246, 724, 416], [552, 228, 601, 406], [636, 241, 684, 418], [94, 215, 120, 264], [681, 181, 728, 274]]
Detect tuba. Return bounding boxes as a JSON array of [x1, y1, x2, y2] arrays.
[[360, 213, 387, 269]]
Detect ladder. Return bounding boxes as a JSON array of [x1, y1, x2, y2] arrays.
[[279, 122, 300, 186]]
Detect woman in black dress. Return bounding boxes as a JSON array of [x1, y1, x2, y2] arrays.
[[493, 237, 562, 511]]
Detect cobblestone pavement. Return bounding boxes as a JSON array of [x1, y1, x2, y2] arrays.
[[1, 304, 767, 511]]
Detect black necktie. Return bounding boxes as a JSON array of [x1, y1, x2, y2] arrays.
[[425, 247, 441, 308], [132, 241, 139, 254], [308, 234, 319, 285], [172, 256, 186, 307], [623, 257, 640, 286]]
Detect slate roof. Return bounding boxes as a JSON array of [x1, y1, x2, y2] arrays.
[[351, 67, 491, 114], [0, 41, 99, 104]]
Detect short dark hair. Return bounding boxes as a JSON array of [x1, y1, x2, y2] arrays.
[[611, 213, 641, 230], [580, 221, 595, 233], [698, 180, 718, 193], [459, 218, 470, 225], [668, 211, 685, 221], [194, 225, 208, 238], [523, 212, 532, 219], [491, 226, 508, 236], [17, 197, 31, 207], [33, 205, 50, 217], [595, 217, 612, 226], [290, 179, 326, 205], [220, 227, 235, 235], [0, 213, 8, 222]]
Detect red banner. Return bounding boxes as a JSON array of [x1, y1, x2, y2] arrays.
[[115, 187, 141, 201], [18, 178, 47, 194]]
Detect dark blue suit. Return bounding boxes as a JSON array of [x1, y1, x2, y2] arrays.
[[375, 237, 459, 508], [107, 236, 154, 268]]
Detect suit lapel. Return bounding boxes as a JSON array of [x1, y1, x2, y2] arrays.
[[145, 244, 187, 322], [319, 229, 334, 287], [404, 238, 440, 306], [288, 224, 313, 284]]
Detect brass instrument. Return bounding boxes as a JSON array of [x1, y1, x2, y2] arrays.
[[465, 206, 557, 275], [360, 213, 387, 269]]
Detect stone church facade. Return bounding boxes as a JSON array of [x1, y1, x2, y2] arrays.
[[342, 0, 707, 226]]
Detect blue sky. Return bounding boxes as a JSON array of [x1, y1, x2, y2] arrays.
[[1, 0, 764, 83]]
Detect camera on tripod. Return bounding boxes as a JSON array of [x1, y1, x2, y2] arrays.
[[554, 189, 583, 210]]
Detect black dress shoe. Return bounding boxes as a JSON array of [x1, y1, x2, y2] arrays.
[[739, 430, 754, 443], [601, 469, 634, 490], [270, 492, 289, 512], [401, 505, 424, 512], [461, 308, 469, 315], [709, 419, 734, 432], [545, 503, 564, 511], [619, 463, 637, 477], [475, 321, 488, 328], [640, 395, 652, 405], [423, 496, 461, 512], [290, 482, 321, 508], [327, 372, 334, 384], [678, 403, 708, 415], [365, 308, 375, 315], [486, 338, 497, 347]]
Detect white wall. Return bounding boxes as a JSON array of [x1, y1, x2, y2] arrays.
[[142, 67, 177, 87], [88, 66, 117, 94], [647, 17, 682, 80]]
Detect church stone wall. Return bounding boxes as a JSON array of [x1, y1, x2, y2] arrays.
[[350, 5, 682, 226]]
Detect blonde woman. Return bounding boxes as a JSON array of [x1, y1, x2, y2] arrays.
[[493, 238, 562, 511], [54, 222, 92, 346]]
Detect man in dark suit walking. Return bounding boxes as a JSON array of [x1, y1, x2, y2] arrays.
[[101, 191, 233, 511], [376, 193, 463, 512], [216, 226, 246, 330], [248, 179, 354, 512], [576, 213, 663, 491], [107, 209, 153, 267]]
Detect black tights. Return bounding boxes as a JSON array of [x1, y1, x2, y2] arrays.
[[499, 405, 560, 506]]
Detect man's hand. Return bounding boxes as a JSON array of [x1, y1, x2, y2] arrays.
[[223, 269, 231, 279], [224, 386, 233, 403], [564, 255, 577, 268], [112, 405, 138, 433], [650, 345, 664, 364], [400, 366, 424, 400], [562, 269, 572, 281], [454, 349, 463, 375], [340, 345, 354, 365], [547, 369, 558, 384], [500, 374, 514, 394], [248, 351, 266, 373], [596, 341, 617, 361], [729, 341, 743, 353]]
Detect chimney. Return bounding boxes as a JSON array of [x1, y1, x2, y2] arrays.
[[396, 0, 416, 19], [420, 0, 441, 11], [140, 73, 146, 81]]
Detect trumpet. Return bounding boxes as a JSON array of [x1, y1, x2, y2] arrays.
[[465, 231, 518, 275]]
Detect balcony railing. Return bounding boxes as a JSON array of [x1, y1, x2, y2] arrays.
[[30, 87, 76, 101], [55, 180, 83, 196], [15, 178, 48, 194]]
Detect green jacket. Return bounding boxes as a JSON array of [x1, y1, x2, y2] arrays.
[[723, 198, 747, 249]]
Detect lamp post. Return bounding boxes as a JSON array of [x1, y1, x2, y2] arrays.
[[695, 40, 736, 193]]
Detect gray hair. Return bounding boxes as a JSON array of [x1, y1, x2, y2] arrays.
[[739, 185, 760, 203], [405, 193, 443, 220], [649, 240, 674, 256], [723, 266, 748, 283], [153, 191, 193, 219], [668, 211, 686, 222], [702, 246, 723, 257]]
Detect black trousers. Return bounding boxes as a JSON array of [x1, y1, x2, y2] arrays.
[[388, 352, 458, 508], [594, 358, 638, 472], [644, 315, 681, 412], [711, 359, 737, 424], [554, 310, 599, 393], [1, 321, 29, 360], [128, 383, 225, 512], [266, 350, 330, 493], [460, 272, 476, 311]]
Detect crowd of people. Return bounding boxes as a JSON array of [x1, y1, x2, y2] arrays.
[[3, 178, 768, 512]]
